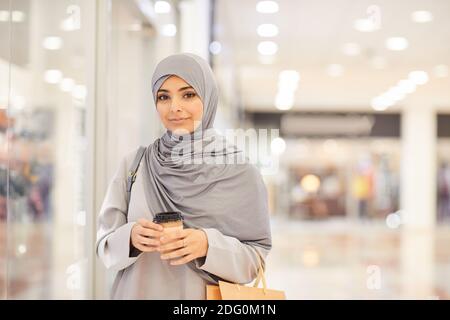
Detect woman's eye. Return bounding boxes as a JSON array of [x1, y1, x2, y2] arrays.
[[184, 92, 196, 99], [157, 95, 169, 101]]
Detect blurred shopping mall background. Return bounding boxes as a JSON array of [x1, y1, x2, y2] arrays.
[[1, 0, 450, 299]]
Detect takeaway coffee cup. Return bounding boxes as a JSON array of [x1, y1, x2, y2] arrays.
[[153, 211, 184, 257], [153, 211, 184, 233]]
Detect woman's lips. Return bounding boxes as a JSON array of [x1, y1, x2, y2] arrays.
[[168, 117, 191, 124]]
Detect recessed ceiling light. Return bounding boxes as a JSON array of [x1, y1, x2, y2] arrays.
[[278, 76, 299, 92], [209, 41, 222, 55], [72, 85, 87, 100], [271, 137, 286, 155], [44, 69, 63, 84], [161, 24, 177, 37], [42, 37, 63, 50], [257, 24, 279, 37], [258, 41, 278, 55], [386, 37, 409, 51], [60, 78, 75, 92], [411, 10, 433, 23], [61, 17, 80, 31], [154, 1, 171, 14], [326, 64, 344, 77], [17, 244, 27, 255], [408, 70, 429, 85], [371, 96, 393, 111], [279, 70, 300, 83], [60, 5, 81, 31], [386, 87, 406, 102], [11, 11, 25, 22], [354, 18, 378, 32], [278, 82, 298, 93], [256, 1, 279, 14], [397, 79, 416, 94], [371, 98, 387, 111], [433, 64, 448, 78], [341, 43, 361, 56], [275, 93, 294, 110]]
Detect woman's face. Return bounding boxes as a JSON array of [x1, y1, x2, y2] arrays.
[[156, 75, 204, 135]]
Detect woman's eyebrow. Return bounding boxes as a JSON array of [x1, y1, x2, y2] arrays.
[[178, 86, 194, 91], [158, 86, 194, 93]]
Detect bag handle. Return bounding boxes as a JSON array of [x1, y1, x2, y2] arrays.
[[252, 250, 268, 293], [126, 146, 146, 215]]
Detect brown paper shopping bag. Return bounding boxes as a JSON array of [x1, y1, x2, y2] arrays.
[[206, 255, 286, 300]]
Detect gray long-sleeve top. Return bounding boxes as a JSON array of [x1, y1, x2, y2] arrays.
[[96, 149, 270, 299]]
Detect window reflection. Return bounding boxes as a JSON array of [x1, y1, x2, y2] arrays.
[[2, 0, 90, 299]]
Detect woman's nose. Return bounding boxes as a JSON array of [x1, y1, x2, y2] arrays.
[[169, 98, 183, 112]]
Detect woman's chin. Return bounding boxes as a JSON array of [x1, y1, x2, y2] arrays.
[[170, 127, 193, 135]]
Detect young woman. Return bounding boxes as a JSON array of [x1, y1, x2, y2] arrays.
[[96, 53, 272, 299]]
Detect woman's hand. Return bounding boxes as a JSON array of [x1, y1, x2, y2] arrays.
[[131, 218, 164, 253], [158, 228, 208, 266]]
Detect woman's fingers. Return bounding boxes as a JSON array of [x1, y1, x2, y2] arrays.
[[137, 231, 161, 252], [137, 219, 164, 238], [170, 254, 195, 266], [159, 239, 185, 253], [138, 218, 164, 231], [133, 242, 156, 253], [131, 220, 163, 253], [161, 246, 190, 260], [137, 235, 160, 247], [132, 223, 201, 259], [138, 225, 163, 238]]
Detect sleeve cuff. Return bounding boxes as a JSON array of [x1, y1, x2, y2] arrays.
[[99, 221, 143, 271], [193, 228, 265, 284], [195, 228, 227, 272]]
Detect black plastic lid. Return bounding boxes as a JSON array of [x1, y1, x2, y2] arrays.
[[153, 211, 183, 224]]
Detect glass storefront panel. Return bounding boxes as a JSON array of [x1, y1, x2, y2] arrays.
[[3, 0, 94, 299], [1, 0, 197, 299], [0, 0, 11, 300]]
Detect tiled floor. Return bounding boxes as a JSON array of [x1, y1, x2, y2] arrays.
[[2, 218, 450, 299], [266, 217, 450, 299]]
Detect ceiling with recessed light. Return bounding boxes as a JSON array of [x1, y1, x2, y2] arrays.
[[213, 0, 450, 112]]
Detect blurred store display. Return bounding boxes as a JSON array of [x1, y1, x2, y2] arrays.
[[286, 145, 399, 221], [1, 110, 54, 223]]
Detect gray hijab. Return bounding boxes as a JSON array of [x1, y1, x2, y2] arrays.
[[143, 53, 271, 282]]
